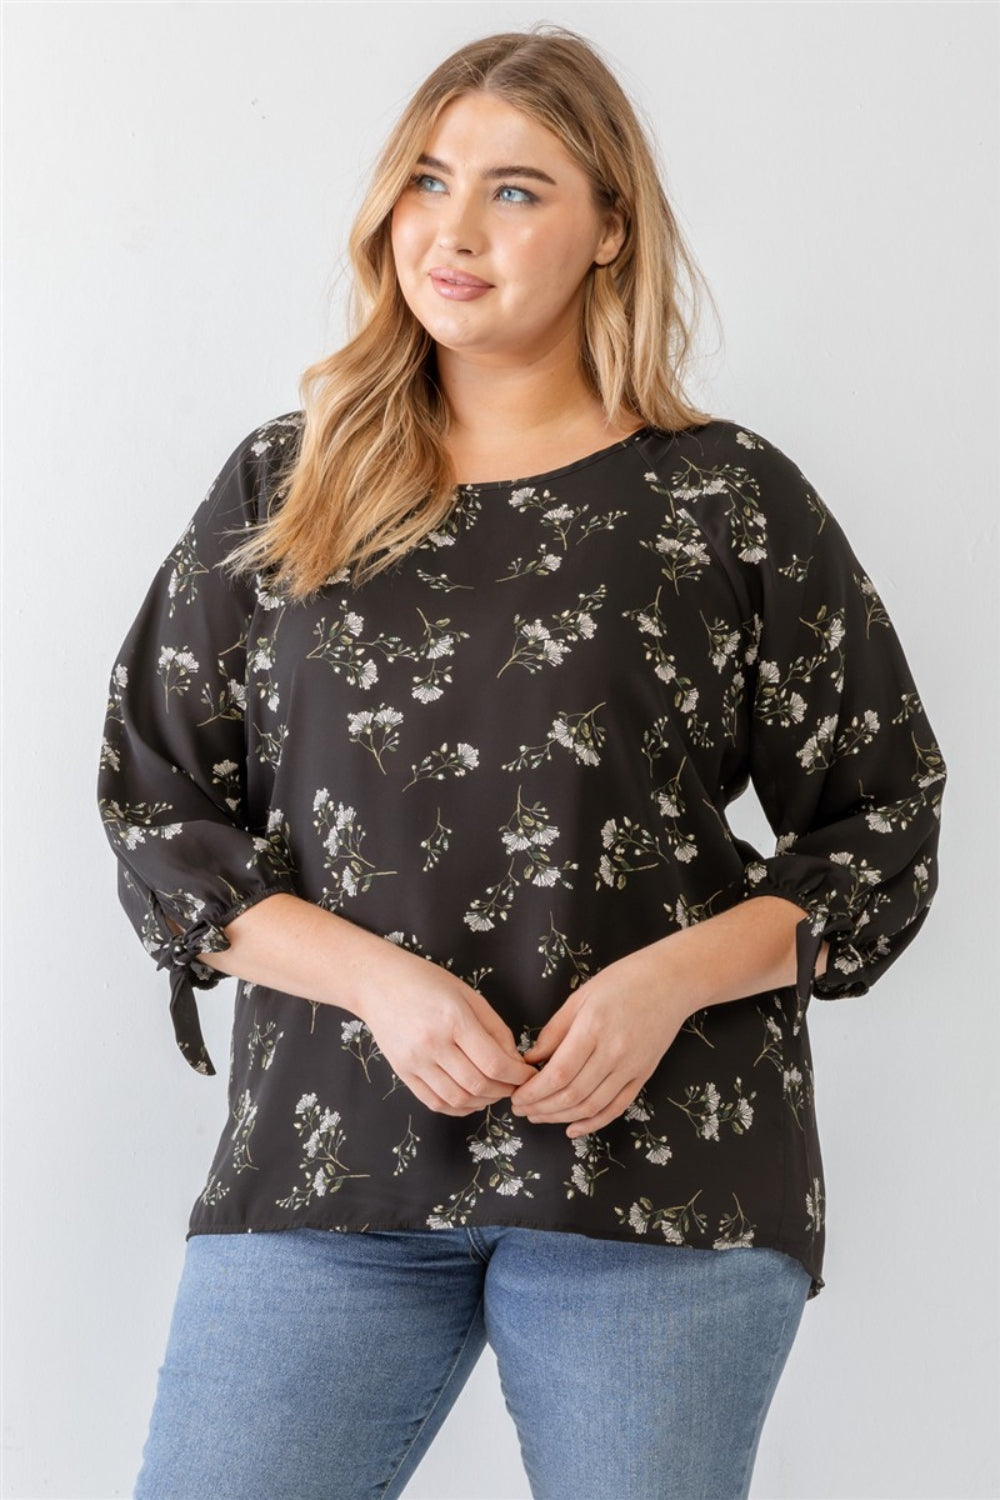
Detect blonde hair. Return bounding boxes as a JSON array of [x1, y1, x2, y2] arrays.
[[224, 24, 718, 600]]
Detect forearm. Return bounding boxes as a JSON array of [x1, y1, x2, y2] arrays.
[[166, 893, 397, 1023], [636, 896, 829, 1019], [168, 892, 826, 1030]]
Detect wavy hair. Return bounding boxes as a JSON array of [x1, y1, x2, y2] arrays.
[[224, 24, 719, 600]]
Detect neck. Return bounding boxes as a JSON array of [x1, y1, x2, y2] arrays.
[[434, 331, 610, 443]]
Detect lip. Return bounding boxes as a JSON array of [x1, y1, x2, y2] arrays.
[[429, 267, 493, 288]]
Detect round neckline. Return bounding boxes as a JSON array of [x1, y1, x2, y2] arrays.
[[454, 424, 659, 493]]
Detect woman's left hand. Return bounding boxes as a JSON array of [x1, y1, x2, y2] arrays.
[[508, 947, 693, 1138]]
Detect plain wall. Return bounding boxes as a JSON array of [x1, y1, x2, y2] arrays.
[[3, 3, 997, 1497]]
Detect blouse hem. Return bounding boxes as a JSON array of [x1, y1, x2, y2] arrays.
[[186, 1213, 825, 1302]]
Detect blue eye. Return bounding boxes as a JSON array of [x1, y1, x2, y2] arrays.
[[497, 185, 537, 205], [411, 173, 446, 194]]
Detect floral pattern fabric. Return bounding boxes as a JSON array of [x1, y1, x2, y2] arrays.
[[97, 412, 947, 1299]]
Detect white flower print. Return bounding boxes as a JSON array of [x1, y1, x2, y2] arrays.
[[668, 1078, 756, 1141], [497, 586, 607, 676], [156, 646, 199, 710], [276, 1094, 370, 1209], [347, 704, 405, 772], [615, 1193, 707, 1245], [713, 1195, 756, 1250], [797, 715, 839, 771], [427, 1107, 541, 1224], [307, 603, 411, 691], [465, 788, 577, 930], [404, 741, 479, 790], [312, 790, 396, 907], [628, 1203, 650, 1233]]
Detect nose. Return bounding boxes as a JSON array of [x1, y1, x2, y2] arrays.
[[436, 187, 486, 255]]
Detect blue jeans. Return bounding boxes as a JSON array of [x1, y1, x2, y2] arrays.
[[134, 1226, 812, 1499]]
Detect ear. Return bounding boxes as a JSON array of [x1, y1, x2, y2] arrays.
[[594, 203, 628, 267]]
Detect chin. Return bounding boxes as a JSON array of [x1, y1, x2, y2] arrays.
[[417, 310, 495, 347]]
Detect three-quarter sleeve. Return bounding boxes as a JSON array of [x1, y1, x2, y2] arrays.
[[728, 433, 947, 1012], [97, 429, 297, 1073]]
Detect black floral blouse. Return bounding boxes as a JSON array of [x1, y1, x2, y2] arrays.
[[97, 411, 947, 1300]]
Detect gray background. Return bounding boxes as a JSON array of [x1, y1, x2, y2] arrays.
[[3, 3, 996, 1497]]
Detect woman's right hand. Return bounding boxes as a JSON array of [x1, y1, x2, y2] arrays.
[[189, 892, 536, 1117], [358, 946, 538, 1117]]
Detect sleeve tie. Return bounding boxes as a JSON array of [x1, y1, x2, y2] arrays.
[[153, 917, 232, 1075]]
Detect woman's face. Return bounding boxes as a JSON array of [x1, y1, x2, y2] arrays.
[[389, 92, 624, 364]]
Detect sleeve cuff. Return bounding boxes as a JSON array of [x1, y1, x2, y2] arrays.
[[154, 916, 232, 1075], [743, 854, 870, 1007], [151, 884, 297, 1073]]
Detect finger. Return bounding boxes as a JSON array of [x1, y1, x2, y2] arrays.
[[433, 1045, 516, 1105], [522, 999, 578, 1062], [422, 1059, 501, 1114], [564, 1079, 641, 1138], [458, 1016, 537, 1088], [464, 993, 536, 1070], [516, 1055, 617, 1121], [403, 1068, 475, 1117], [513, 1049, 609, 1115], [511, 1035, 599, 1110]]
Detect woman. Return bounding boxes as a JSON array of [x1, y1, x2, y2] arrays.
[[98, 25, 947, 1500]]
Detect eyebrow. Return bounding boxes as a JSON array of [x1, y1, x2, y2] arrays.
[[416, 153, 558, 187]]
